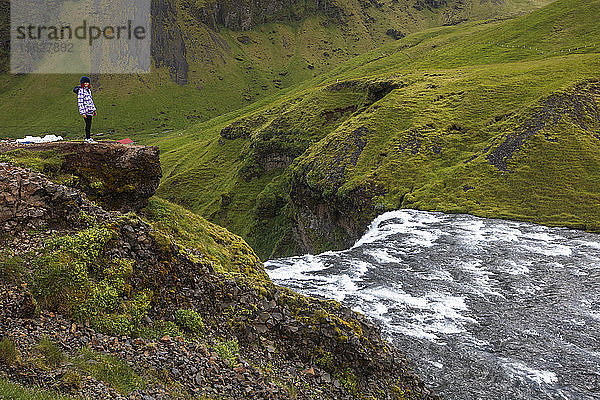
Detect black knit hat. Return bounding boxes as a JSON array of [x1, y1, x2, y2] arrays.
[[80, 76, 91, 85]]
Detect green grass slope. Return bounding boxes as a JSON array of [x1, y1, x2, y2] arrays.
[[0, 0, 547, 139], [151, 0, 600, 259]]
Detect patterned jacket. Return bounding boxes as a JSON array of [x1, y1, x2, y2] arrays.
[[77, 87, 96, 115]]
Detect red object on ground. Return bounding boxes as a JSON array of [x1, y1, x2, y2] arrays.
[[117, 138, 134, 145]]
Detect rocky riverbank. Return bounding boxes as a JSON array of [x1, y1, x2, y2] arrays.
[[0, 143, 437, 399]]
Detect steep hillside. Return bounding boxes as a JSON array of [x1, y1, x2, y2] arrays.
[[0, 145, 436, 399], [0, 0, 548, 138], [152, 0, 600, 258]]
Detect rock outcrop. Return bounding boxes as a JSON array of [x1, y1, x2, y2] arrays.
[[0, 163, 110, 231], [0, 141, 161, 213], [151, 0, 189, 85]]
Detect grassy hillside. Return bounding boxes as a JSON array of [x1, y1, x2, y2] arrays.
[[150, 0, 600, 258], [0, 0, 547, 139]]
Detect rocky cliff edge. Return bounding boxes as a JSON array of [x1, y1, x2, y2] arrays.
[[0, 144, 436, 400]]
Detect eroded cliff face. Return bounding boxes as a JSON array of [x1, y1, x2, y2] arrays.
[[188, 0, 342, 31], [147, 0, 343, 86], [151, 0, 189, 85], [287, 124, 386, 254]]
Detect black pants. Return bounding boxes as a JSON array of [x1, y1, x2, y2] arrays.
[[84, 115, 93, 139]]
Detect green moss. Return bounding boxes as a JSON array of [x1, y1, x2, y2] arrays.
[[84, 289, 153, 337], [316, 350, 334, 370], [45, 225, 116, 268], [220, 303, 258, 331], [212, 338, 240, 364], [59, 371, 82, 391], [174, 309, 205, 336], [0, 150, 78, 188], [89, 180, 104, 190], [140, 320, 183, 339], [336, 368, 359, 396], [31, 255, 91, 314], [0, 253, 25, 283], [143, 197, 270, 285], [281, 289, 364, 342], [0, 149, 64, 174], [31, 225, 152, 337], [390, 381, 413, 400]]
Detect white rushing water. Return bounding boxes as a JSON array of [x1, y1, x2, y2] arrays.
[[265, 210, 600, 400]]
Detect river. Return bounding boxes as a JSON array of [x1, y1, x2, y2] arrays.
[[264, 210, 600, 399]]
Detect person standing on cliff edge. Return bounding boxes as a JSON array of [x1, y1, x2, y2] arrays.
[[77, 76, 97, 143]]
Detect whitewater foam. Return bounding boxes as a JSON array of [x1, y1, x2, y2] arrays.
[[500, 358, 558, 386], [266, 209, 600, 400]]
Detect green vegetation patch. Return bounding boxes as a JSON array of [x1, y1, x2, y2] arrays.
[[35, 337, 66, 369], [0, 149, 64, 174], [143, 197, 269, 284], [141, 320, 183, 339], [30, 224, 152, 337], [0, 252, 26, 283], [72, 347, 147, 395], [174, 309, 205, 336], [0, 336, 20, 365], [0, 377, 74, 400], [212, 338, 240, 364], [0, 149, 74, 186]]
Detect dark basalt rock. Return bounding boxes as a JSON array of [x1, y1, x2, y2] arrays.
[[189, 0, 344, 31], [0, 141, 161, 213], [487, 80, 600, 171], [288, 126, 385, 254], [151, 0, 189, 85], [0, 163, 109, 230], [385, 28, 406, 40]]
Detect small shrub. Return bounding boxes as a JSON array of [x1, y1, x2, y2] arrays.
[[0, 337, 20, 365], [213, 338, 240, 364], [0, 254, 25, 283], [59, 370, 82, 391], [174, 309, 205, 335], [141, 320, 182, 339], [82, 289, 152, 337], [32, 256, 90, 313], [36, 337, 66, 368]]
